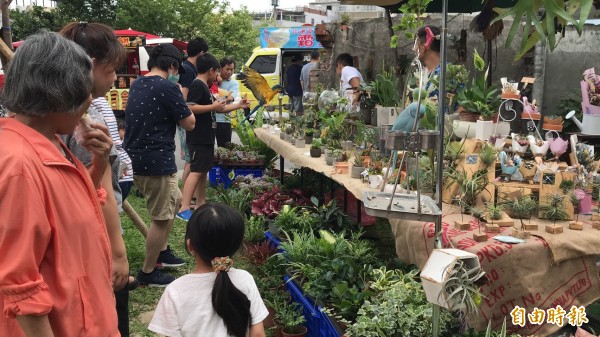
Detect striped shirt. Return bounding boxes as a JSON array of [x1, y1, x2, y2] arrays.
[[92, 97, 134, 182]]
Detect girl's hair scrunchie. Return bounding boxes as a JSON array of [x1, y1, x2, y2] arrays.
[[211, 256, 233, 273]]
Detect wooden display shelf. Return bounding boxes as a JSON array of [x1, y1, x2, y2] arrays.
[[495, 181, 540, 193]]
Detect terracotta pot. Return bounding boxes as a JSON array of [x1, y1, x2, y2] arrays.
[[282, 326, 308, 337], [521, 112, 542, 121], [263, 307, 276, 329], [458, 108, 479, 122], [544, 116, 563, 125], [542, 123, 563, 132], [335, 161, 349, 174]]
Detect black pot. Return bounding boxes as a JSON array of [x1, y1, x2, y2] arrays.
[[304, 136, 313, 145], [310, 148, 321, 158]]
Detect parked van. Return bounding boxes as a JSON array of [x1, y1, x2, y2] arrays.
[[235, 26, 322, 115]]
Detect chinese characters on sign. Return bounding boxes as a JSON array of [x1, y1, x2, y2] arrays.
[[511, 306, 588, 327]]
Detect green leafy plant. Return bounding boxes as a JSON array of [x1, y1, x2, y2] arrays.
[[456, 50, 501, 118], [245, 215, 267, 243], [311, 138, 323, 149], [559, 92, 583, 133], [390, 0, 433, 47], [370, 67, 402, 107], [305, 128, 315, 137], [348, 270, 454, 337], [280, 230, 377, 320], [479, 143, 498, 168], [274, 301, 306, 335], [304, 197, 352, 232], [211, 185, 252, 216], [273, 206, 299, 233]]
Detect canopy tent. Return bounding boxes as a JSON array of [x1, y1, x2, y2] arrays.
[[114, 29, 188, 50], [13, 28, 188, 51]]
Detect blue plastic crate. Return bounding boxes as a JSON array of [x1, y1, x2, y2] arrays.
[[284, 276, 343, 337], [264, 231, 284, 253], [208, 166, 264, 189]]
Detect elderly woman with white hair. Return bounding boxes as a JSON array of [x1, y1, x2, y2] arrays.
[[0, 31, 119, 337]]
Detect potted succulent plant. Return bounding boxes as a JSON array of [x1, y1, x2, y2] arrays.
[[310, 138, 322, 158], [334, 150, 350, 174], [371, 67, 402, 126], [304, 128, 314, 145], [325, 146, 336, 166], [351, 150, 365, 179]]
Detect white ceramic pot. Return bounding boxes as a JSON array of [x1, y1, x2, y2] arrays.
[[452, 120, 476, 139], [527, 135, 550, 157]]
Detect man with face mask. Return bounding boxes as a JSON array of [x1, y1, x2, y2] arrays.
[[392, 25, 441, 133], [124, 44, 196, 287]]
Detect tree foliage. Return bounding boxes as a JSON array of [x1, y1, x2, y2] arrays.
[[9, 0, 257, 68]]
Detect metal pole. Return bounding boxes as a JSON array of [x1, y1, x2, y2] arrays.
[[435, 0, 448, 251], [432, 0, 448, 336]]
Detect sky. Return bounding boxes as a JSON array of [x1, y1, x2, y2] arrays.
[[224, 0, 312, 12]]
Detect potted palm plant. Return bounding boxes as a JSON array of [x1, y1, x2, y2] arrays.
[[310, 138, 322, 158]]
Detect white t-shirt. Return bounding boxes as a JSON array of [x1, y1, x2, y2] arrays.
[[149, 269, 269, 337], [340, 66, 364, 91]]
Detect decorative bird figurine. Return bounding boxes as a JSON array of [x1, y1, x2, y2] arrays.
[[238, 66, 283, 123]]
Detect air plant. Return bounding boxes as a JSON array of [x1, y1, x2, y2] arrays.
[[479, 143, 498, 168], [506, 195, 538, 231], [539, 193, 569, 226], [569, 188, 586, 223], [440, 259, 486, 315], [470, 207, 484, 234], [485, 202, 503, 226]]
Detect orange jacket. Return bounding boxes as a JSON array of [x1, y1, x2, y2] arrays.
[[0, 119, 118, 337]]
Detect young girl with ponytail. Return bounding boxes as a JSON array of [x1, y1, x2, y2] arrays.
[[149, 203, 268, 337]]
